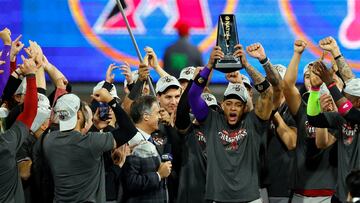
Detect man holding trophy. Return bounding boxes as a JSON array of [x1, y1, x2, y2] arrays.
[[187, 14, 281, 202]]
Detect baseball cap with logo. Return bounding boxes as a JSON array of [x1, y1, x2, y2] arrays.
[[303, 62, 315, 77], [273, 64, 287, 79], [155, 75, 181, 94], [240, 74, 251, 89], [223, 83, 248, 103], [93, 80, 119, 99], [344, 78, 360, 97], [31, 94, 51, 132], [201, 93, 218, 107], [178, 66, 196, 82], [54, 94, 80, 132]]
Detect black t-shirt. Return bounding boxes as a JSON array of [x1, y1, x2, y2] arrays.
[[292, 103, 337, 191], [177, 124, 207, 203], [264, 104, 296, 197], [204, 110, 268, 202], [323, 112, 360, 202]]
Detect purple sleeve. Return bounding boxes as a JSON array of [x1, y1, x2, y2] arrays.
[[188, 67, 211, 122], [0, 45, 11, 97]]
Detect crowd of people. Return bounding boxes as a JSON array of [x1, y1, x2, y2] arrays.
[[0, 25, 360, 203]]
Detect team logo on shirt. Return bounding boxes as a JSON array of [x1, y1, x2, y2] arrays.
[[195, 130, 207, 153], [218, 129, 247, 151], [279, 0, 360, 69], [68, 0, 237, 66], [304, 121, 316, 138], [341, 123, 358, 145]]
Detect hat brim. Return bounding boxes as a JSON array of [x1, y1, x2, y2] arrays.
[[59, 115, 77, 132]]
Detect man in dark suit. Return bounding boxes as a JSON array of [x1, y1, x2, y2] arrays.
[[122, 96, 172, 203]]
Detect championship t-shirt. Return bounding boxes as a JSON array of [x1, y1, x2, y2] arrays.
[[177, 124, 207, 203], [204, 110, 268, 202], [264, 104, 296, 197], [292, 103, 337, 191], [0, 121, 29, 203], [323, 112, 360, 202], [43, 130, 114, 202]]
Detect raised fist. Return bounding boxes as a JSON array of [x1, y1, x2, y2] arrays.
[[246, 43, 266, 61], [294, 40, 307, 54], [0, 28, 11, 45], [319, 36, 339, 55]]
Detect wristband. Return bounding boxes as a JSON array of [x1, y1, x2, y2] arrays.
[[328, 85, 343, 102], [14, 70, 21, 77], [108, 98, 118, 108], [259, 57, 269, 65], [102, 81, 113, 92], [310, 86, 320, 91], [334, 54, 342, 60], [254, 79, 270, 93], [128, 79, 145, 100], [327, 82, 336, 89], [338, 100, 353, 116]]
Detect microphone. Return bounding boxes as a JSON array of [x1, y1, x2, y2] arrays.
[[161, 153, 173, 162]]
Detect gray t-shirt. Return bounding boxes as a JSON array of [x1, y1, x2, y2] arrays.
[[0, 121, 29, 203], [292, 103, 337, 191], [323, 112, 360, 202], [43, 130, 114, 203], [204, 110, 267, 202]]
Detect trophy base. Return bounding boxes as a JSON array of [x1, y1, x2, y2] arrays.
[[214, 58, 243, 73]]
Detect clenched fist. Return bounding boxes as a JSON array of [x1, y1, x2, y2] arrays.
[[246, 43, 266, 61], [319, 36, 340, 56], [157, 161, 172, 179], [294, 40, 307, 54]]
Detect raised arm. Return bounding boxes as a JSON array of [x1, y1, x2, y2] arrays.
[[312, 60, 359, 123], [122, 63, 149, 114], [319, 36, 354, 82], [244, 44, 273, 120], [175, 79, 193, 133], [306, 65, 336, 148], [16, 56, 38, 128], [92, 88, 138, 147], [188, 47, 222, 122], [144, 46, 169, 78], [0, 28, 12, 96], [283, 40, 307, 116]]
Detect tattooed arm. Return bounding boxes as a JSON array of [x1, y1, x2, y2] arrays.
[[319, 36, 354, 82], [238, 43, 272, 121]]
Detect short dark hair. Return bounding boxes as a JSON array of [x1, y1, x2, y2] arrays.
[[346, 169, 360, 197], [157, 86, 181, 96], [130, 96, 157, 124]]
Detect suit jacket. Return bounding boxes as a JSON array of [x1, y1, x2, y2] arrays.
[[122, 154, 167, 203]]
